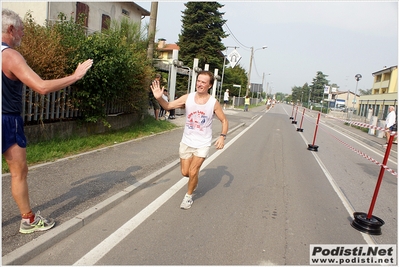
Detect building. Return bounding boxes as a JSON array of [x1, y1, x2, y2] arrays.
[[156, 38, 180, 63], [153, 39, 189, 77], [2, 2, 150, 34], [329, 90, 359, 110], [358, 65, 398, 120]]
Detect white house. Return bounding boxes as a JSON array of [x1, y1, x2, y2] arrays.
[[2, 2, 150, 33]]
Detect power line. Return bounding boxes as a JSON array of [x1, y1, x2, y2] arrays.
[[224, 22, 264, 81], [223, 23, 250, 51]]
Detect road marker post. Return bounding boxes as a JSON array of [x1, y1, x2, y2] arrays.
[[351, 134, 396, 235], [307, 112, 320, 151], [296, 108, 305, 132], [289, 104, 295, 120], [292, 106, 298, 124]]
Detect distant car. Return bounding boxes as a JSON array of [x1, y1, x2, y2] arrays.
[[343, 107, 356, 113], [331, 107, 345, 112]]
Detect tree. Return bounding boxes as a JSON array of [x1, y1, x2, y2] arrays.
[[309, 71, 330, 104], [291, 85, 303, 104], [221, 64, 248, 97], [178, 2, 227, 70], [274, 92, 286, 102], [359, 88, 372, 95], [177, 2, 228, 95]]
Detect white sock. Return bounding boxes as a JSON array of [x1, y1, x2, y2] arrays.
[[185, 193, 192, 198]]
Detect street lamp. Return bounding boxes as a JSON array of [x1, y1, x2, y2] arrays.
[[262, 73, 271, 98], [352, 74, 362, 113], [246, 45, 267, 96]]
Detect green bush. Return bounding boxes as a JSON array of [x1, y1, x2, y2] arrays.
[[17, 12, 153, 126]]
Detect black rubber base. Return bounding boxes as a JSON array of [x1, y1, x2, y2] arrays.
[[351, 212, 384, 235], [291, 120, 297, 124], [289, 116, 294, 119], [297, 128, 303, 132], [307, 144, 319, 151]]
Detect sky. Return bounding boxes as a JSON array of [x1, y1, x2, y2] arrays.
[[137, 1, 398, 95]]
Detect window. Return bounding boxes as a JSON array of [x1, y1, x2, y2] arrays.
[[76, 2, 89, 27], [383, 73, 391, 81], [122, 8, 130, 17], [102, 14, 111, 31]]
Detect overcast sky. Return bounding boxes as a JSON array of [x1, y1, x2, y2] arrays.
[[138, 1, 398, 95]]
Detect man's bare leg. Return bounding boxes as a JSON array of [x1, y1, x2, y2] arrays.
[[4, 144, 31, 215]]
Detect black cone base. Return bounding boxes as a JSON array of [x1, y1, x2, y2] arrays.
[[289, 117, 294, 119], [351, 212, 385, 235], [307, 144, 319, 151], [292, 121, 297, 124], [297, 128, 303, 132]]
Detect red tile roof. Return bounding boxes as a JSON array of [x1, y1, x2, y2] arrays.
[[158, 43, 180, 51]]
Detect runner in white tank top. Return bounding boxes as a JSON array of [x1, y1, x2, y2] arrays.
[[181, 92, 216, 148], [151, 71, 229, 209]]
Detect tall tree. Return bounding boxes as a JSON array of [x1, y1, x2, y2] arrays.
[[178, 2, 227, 71], [359, 88, 372, 95], [222, 64, 248, 96], [309, 71, 329, 104]]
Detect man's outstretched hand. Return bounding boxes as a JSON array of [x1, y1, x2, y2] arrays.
[[151, 80, 164, 99]]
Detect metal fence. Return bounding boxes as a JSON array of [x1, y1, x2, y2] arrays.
[[358, 99, 397, 120], [21, 85, 135, 124]]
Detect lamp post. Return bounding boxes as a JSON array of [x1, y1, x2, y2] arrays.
[[262, 73, 271, 99], [246, 45, 267, 96], [352, 74, 362, 114]]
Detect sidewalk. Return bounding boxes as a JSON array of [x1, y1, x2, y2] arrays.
[[2, 108, 245, 265], [322, 111, 397, 155]]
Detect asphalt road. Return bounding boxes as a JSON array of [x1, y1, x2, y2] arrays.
[[3, 103, 397, 265]]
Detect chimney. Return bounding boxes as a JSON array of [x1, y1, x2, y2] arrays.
[[158, 38, 166, 49]]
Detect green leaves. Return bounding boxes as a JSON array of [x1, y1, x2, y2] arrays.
[[20, 12, 153, 125]]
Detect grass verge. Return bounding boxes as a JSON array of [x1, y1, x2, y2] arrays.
[[2, 116, 177, 174]]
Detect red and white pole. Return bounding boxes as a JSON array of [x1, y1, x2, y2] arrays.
[[307, 112, 320, 151], [296, 108, 306, 132]]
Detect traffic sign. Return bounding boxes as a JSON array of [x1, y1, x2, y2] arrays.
[[227, 49, 241, 68]]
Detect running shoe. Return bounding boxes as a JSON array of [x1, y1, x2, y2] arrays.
[[180, 194, 193, 210], [19, 211, 55, 234]]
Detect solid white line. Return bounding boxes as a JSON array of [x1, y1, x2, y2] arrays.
[[74, 115, 263, 265], [73, 178, 188, 266], [281, 105, 376, 244], [294, 117, 376, 246]]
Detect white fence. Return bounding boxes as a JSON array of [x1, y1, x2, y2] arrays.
[[21, 85, 135, 123]]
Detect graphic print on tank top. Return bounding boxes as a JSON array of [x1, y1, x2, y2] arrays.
[[186, 110, 208, 131]]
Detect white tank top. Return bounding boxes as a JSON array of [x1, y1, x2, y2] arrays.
[[182, 92, 217, 148]]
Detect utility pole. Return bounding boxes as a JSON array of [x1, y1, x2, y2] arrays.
[[246, 46, 267, 96], [246, 47, 254, 97], [147, 2, 158, 60]]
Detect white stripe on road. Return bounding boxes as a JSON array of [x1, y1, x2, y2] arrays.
[[74, 116, 263, 265], [289, 108, 377, 246], [297, 132, 376, 245]]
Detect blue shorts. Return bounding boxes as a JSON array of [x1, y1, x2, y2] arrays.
[[2, 114, 27, 154]]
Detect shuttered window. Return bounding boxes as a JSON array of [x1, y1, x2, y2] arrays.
[[76, 2, 89, 27], [101, 14, 111, 31]]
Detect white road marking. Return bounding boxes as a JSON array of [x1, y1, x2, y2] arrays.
[[282, 105, 377, 246], [74, 115, 262, 265]]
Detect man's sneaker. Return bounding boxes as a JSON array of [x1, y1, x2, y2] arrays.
[[19, 211, 55, 234], [180, 194, 193, 210]]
